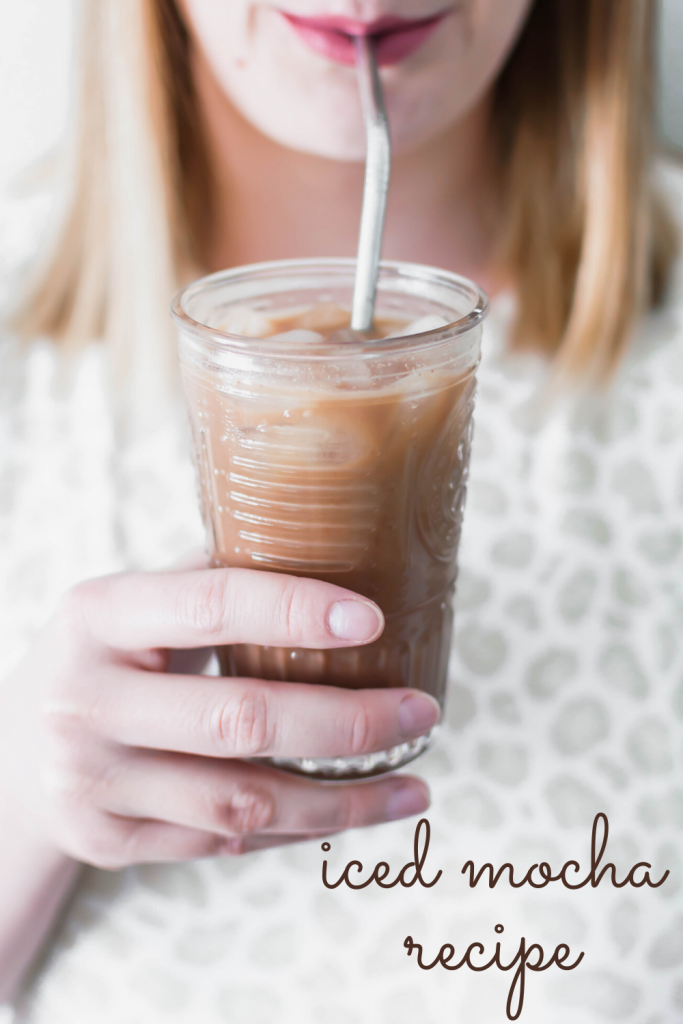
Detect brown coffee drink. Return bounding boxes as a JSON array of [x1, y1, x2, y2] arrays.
[[174, 260, 486, 776]]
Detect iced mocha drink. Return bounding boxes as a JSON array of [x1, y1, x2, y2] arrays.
[[173, 260, 487, 777]]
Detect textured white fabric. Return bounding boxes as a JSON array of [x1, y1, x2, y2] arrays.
[[1, 165, 683, 1024]]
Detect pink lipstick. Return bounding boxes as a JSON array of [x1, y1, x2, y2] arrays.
[[280, 10, 449, 66]]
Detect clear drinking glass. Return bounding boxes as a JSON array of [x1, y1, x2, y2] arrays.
[[172, 258, 487, 779]]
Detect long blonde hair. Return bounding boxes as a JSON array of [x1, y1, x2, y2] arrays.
[[11, 0, 680, 410]]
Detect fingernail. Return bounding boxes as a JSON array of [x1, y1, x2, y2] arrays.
[[398, 693, 440, 739], [385, 783, 430, 821], [328, 600, 383, 642]]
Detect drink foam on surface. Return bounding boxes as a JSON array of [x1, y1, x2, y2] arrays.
[[217, 302, 450, 342]]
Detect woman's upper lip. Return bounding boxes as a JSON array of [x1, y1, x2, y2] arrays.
[[280, 11, 447, 37], [279, 8, 450, 67]]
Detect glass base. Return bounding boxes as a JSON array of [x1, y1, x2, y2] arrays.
[[262, 730, 434, 781]]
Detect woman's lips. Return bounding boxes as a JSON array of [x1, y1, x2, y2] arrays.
[[280, 10, 449, 66]]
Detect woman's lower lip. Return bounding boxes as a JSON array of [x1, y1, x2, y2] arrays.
[[280, 11, 448, 67]]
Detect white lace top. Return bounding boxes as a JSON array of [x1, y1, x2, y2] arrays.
[[2, 163, 683, 1024]]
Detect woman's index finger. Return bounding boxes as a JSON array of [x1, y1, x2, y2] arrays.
[[70, 568, 384, 652]]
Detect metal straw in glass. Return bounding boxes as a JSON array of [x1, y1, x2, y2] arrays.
[[350, 36, 392, 333]]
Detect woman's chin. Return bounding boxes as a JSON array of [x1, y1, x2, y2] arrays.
[[239, 109, 369, 161], [227, 88, 453, 163]]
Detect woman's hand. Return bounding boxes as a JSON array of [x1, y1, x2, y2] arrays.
[[1, 567, 437, 871]]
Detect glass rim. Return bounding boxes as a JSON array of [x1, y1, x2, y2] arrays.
[[170, 257, 489, 358]]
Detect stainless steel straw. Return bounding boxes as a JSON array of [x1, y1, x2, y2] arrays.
[[350, 36, 392, 333]]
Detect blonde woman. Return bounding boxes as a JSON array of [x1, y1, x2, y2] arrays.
[[1, 1, 682, 1020]]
